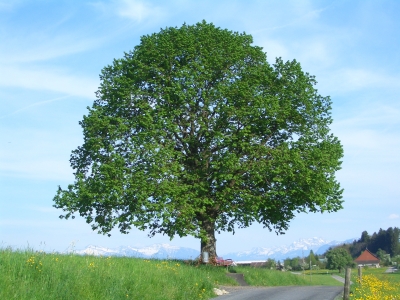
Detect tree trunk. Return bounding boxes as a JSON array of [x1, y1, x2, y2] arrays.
[[200, 218, 217, 262]]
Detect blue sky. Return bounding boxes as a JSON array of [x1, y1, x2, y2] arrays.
[[1, 0, 399, 255]]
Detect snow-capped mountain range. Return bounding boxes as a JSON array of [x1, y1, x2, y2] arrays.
[[75, 237, 356, 261], [223, 237, 356, 261], [76, 243, 199, 260]]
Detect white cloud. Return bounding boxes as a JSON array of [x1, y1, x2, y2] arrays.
[[297, 40, 330, 63], [0, 159, 74, 181], [0, 127, 81, 181], [0, 35, 102, 64], [334, 105, 400, 128], [325, 68, 400, 94], [252, 5, 328, 33], [0, 5, 106, 65], [337, 129, 400, 156], [117, 0, 151, 21], [330, 103, 400, 202], [0, 95, 73, 119], [114, 0, 164, 23], [332, 104, 400, 156], [389, 214, 399, 220], [258, 36, 337, 70], [0, 65, 98, 99], [258, 38, 290, 62]]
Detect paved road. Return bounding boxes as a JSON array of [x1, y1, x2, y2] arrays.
[[385, 267, 397, 273], [214, 286, 343, 300], [331, 274, 353, 284]]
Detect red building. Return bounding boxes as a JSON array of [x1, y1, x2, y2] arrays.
[[354, 249, 380, 267]]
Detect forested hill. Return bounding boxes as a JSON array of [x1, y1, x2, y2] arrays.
[[339, 227, 400, 258]]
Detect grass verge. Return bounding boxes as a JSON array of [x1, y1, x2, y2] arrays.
[[1, 248, 354, 299], [0, 248, 236, 300], [230, 266, 342, 286]]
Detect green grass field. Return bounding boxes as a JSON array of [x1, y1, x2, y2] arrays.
[[231, 266, 343, 286], [1, 248, 355, 300], [0, 248, 236, 300]]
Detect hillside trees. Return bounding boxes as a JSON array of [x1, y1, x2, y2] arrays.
[[350, 227, 400, 257], [360, 231, 370, 243], [265, 258, 277, 269], [376, 248, 391, 266], [388, 227, 400, 256], [308, 250, 319, 268], [53, 21, 344, 259], [284, 257, 302, 271]]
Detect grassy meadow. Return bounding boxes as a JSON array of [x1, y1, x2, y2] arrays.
[[5, 248, 388, 299], [0, 248, 236, 300], [231, 266, 343, 286]]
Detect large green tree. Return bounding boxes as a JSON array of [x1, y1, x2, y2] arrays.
[[53, 21, 343, 259], [326, 248, 354, 273]]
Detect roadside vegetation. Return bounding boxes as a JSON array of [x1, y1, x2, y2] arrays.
[[1, 248, 347, 300], [3, 247, 400, 300], [230, 266, 342, 286], [0, 248, 236, 300], [349, 267, 400, 300]]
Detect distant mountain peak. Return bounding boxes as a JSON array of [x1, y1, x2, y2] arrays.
[[74, 237, 355, 261], [75, 243, 199, 259], [222, 237, 356, 261]]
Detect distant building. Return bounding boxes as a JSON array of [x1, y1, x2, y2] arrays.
[[318, 257, 327, 263], [354, 249, 380, 267]]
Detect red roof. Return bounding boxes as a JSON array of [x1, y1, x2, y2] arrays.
[[354, 249, 380, 264]]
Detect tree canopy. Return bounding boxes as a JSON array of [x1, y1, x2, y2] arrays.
[[53, 21, 344, 258], [326, 248, 354, 272], [308, 250, 318, 267], [350, 227, 400, 258]]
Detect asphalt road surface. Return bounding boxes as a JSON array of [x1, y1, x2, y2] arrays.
[[215, 286, 343, 300]]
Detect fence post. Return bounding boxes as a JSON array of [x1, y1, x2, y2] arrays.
[[343, 267, 351, 300], [358, 266, 362, 284]]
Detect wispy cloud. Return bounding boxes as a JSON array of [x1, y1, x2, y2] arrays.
[[252, 6, 329, 33], [0, 127, 81, 181], [0, 156, 75, 181], [116, 0, 161, 22], [0, 34, 103, 64], [0, 4, 107, 64], [257, 38, 290, 62], [332, 69, 400, 92], [91, 0, 164, 23], [339, 129, 400, 157], [0, 5, 105, 98], [0, 66, 98, 98], [389, 214, 399, 220], [333, 110, 400, 157], [334, 104, 400, 128], [0, 95, 73, 119], [330, 102, 400, 201]]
